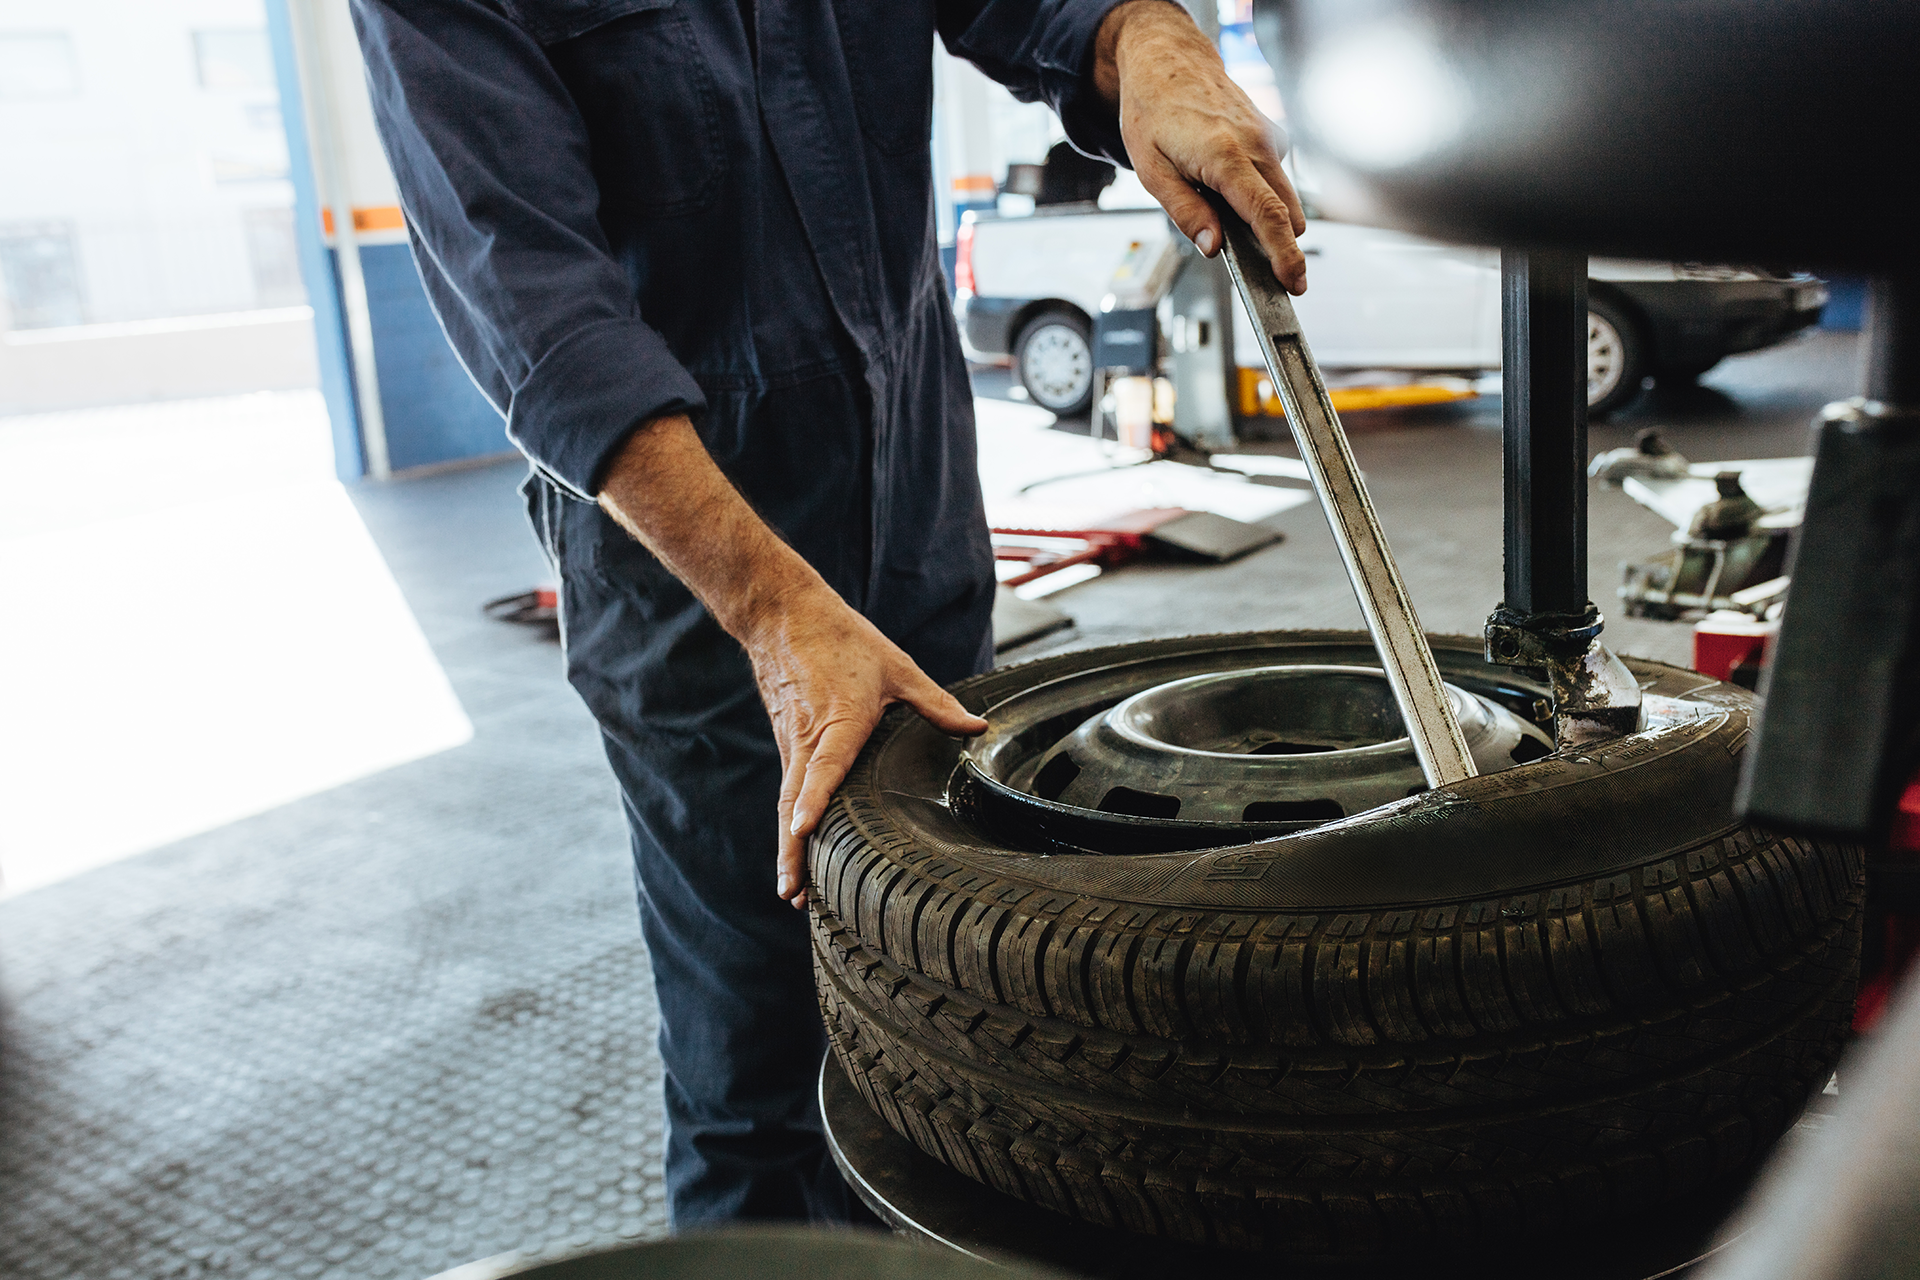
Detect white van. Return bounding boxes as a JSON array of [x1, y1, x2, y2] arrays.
[[955, 178, 1826, 419]]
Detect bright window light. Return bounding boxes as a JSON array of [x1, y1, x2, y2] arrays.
[[0, 32, 79, 99], [0, 392, 473, 897]]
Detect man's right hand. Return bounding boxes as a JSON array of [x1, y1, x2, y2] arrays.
[[596, 414, 985, 910]]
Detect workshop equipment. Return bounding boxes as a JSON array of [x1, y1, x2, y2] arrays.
[[1091, 232, 1182, 451], [1236, 368, 1478, 417], [992, 506, 1279, 591], [1599, 444, 1804, 621], [1692, 610, 1776, 689], [1620, 475, 1791, 621], [459, 1223, 1072, 1279], [1476, 249, 1641, 747], [1588, 427, 1692, 485], [482, 585, 560, 640], [1249, 0, 1917, 834], [1856, 774, 1920, 1034], [1254, 5, 1916, 1275], [1219, 217, 1476, 787], [817, 1053, 1796, 1280], [1744, 280, 1920, 837]]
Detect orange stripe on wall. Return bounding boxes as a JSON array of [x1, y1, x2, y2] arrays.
[[320, 205, 406, 235]]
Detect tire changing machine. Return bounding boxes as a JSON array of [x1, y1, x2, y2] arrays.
[[819, 229, 1725, 1280], [823, 3, 1920, 1274]]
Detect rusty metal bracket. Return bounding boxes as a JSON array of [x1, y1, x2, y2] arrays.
[[1486, 604, 1640, 747]]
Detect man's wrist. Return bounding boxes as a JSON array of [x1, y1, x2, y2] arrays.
[[1094, 0, 1203, 105], [724, 557, 828, 653], [594, 410, 834, 653]]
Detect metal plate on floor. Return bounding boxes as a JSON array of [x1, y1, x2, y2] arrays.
[[425, 1224, 1077, 1280], [1140, 510, 1281, 562]]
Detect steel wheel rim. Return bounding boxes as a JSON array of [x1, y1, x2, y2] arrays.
[[1588, 310, 1625, 405], [1021, 324, 1092, 410], [952, 643, 1557, 854]]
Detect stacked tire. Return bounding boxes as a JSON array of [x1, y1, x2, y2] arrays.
[[809, 632, 1862, 1259]]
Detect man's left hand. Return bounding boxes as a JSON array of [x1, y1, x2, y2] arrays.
[[1095, 1, 1309, 294]]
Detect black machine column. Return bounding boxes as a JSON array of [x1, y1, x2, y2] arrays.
[[1742, 278, 1920, 837], [1483, 251, 1639, 741], [1499, 249, 1592, 623]]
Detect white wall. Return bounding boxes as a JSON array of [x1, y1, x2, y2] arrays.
[[0, 0, 300, 329], [932, 48, 1065, 241], [0, 308, 319, 414]]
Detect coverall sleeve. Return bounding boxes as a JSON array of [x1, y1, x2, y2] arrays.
[[937, 0, 1179, 169], [351, 0, 706, 499]]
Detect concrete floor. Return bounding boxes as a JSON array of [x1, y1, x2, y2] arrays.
[[0, 328, 1858, 1278], [0, 456, 666, 1278]]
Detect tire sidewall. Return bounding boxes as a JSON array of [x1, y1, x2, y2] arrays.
[[836, 631, 1759, 916]]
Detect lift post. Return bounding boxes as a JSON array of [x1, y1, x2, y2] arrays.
[[1485, 250, 1641, 743]]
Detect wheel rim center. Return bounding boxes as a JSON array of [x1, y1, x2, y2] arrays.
[[1020, 665, 1546, 825]]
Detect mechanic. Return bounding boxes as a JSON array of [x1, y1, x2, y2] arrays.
[[350, 0, 1307, 1230]]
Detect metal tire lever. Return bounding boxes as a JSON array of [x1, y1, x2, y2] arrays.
[[1218, 216, 1477, 788]]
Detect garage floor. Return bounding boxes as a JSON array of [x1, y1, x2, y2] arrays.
[[0, 331, 1857, 1279]]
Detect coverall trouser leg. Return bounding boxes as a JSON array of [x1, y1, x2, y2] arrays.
[[543, 482, 990, 1229], [603, 720, 851, 1227]]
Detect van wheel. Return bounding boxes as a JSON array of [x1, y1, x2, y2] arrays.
[[1588, 295, 1649, 417], [1015, 309, 1095, 416]]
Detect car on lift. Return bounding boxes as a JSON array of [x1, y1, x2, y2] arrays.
[[954, 182, 1827, 419]]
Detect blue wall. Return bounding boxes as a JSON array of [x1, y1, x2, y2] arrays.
[[1821, 276, 1868, 332], [268, 0, 512, 479], [355, 244, 509, 472], [264, 0, 362, 482]]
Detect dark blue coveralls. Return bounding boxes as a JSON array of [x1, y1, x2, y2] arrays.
[[351, 0, 1138, 1228]]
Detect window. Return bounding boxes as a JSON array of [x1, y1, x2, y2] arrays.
[[211, 155, 290, 184], [243, 208, 306, 307], [0, 32, 79, 99], [0, 225, 86, 329], [193, 29, 274, 91]]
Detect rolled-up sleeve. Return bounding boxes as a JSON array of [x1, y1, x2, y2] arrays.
[[352, 0, 704, 499], [938, 0, 1178, 168]]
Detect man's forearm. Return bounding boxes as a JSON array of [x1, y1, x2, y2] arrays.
[[595, 413, 824, 647], [593, 412, 985, 908]]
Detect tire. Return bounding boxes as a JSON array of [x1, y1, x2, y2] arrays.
[[1588, 295, 1649, 417], [1015, 308, 1094, 416], [810, 632, 1862, 1261], [1654, 358, 1722, 386]]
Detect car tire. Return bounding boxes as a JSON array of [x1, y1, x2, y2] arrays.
[[1014, 309, 1095, 416], [1588, 295, 1649, 417], [1655, 358, 1723, 387], [810, 631, 1862, 1261]]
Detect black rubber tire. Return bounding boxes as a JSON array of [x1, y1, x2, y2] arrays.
[[1013, 308, 1095, 416], [1587, 293, 1650, 418], [809, 632, 1862, 1261], [1654, 358, 1723, 386]]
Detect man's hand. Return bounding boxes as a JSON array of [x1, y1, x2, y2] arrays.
[[741, 582, 984, 909], [1095, 1, 1309, 294], [597, 415, 985, 909]]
